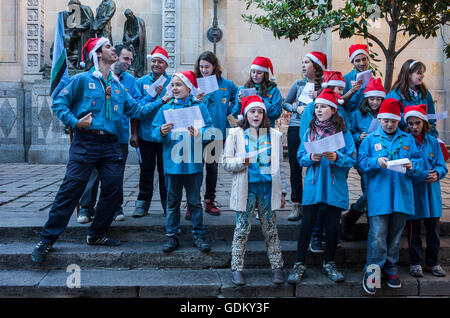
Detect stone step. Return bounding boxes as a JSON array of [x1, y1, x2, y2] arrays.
[[0, 266, 449, 298], [1, 238, 450, 270]]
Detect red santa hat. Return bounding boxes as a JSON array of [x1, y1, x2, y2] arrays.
[[80, 37, 110, 78], [147, 45, 169, 65], [349, 44, 369, 63], [321, 71, 345, 88], [404, 104, 428, 122], [377, 98, 402, 121], [173, 71, 200, 95], [364, 78, 387, 98], [238, 95, 266, 120], [438, 138, 450, 162], [305, 51, 327, 71], [315, 88, 344, 109], [251, 56, 275, 81]]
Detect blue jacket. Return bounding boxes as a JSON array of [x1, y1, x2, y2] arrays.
[[409, 134, 448, 220], [51, 69, 161, 137], [350, 108, 377, 147], [386, 88, 438, 137], [297, 129, 357, 210], [357, 127, 424, 217], [343, 69, 367, 115], [202, 76, 238, 139], [299, 101, 351, 143], [232, 84, 282, 127], [115, 71, 143, 143], [151, 96, 213, 175], [137, 72, 172, 142]]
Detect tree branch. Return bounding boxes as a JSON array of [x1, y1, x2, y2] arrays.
[[355, 32, 387, 55]]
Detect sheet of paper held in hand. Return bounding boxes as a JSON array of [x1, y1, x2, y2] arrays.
[[356, 70, 372, 87], [236, 146, 272, 159], [146, 75, 167, 98], [367, 118, 380, 133], [197, 75, 219, 95], [427, 110, 448, 120], [163, 105, 205, 131], [298, 82, 315, 105], [165, 83, 173, 97], [303, 132, 346, 154], [386, 158, 411, 174], [240, 88, 257, 97]]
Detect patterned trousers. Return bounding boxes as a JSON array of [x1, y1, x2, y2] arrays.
[[231, 182, 284, 271]]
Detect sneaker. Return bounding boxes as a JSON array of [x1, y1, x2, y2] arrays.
[[231, 270, 245, 286], [114, 211, 125, 222], [288, 203, 303, 221], [322, 261, 344, 282], [204, 197, 221, 216], [309, 237, 324, 253], [362, 270, 376, 295], [77, 214, 92, 224], [385, 275, 402, 288], [428, 265, 446, 277], [272, 268, 285, 285], [193, 237, 211, 253], [163, 236, 179, 253], [409, 264, 423, 278], [287, 262, 306, 285], [31, 241, 53, 264], [86, 235, 121, 246], [132, 200, 150, 218]]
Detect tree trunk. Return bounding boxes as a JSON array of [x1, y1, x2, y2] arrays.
[[384, 55, 396, 92]]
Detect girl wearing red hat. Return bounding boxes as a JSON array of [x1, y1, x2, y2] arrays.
[[223, 95, 287, 286], [232, 57, 282, 127], [288, 89, 357, 285], [404, 105, 448, 278], [283, 51, 326, 222], [342, 78, 387, 240]]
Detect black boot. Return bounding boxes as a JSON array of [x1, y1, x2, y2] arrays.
[[341, 204, 364, 241]]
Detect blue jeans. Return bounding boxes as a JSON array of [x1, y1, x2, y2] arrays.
[[165, 172, 205, 239], [366, 213, 407, 276], [40, 130, 123, 244]]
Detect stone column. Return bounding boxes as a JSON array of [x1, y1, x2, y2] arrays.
[[24, 0, 45, 79], [163, 0, 177, 74]]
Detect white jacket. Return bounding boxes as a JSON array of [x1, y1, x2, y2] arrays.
[[222, 127, 288, 212]]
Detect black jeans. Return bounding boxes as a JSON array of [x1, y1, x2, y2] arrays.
[[137, 138, 167, 206], [295, 204, 342, 263], [406, 218, 441, 267], [204, 140, 224, 200], [287, 126, 303, 203]]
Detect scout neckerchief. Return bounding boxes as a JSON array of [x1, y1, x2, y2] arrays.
[[99, 71, 113, 120], [365, 105, 378, 120], [379, 130, 403, 160], [170, 96, 193, 109], [408, 88, 423, 104], [244, 128, 271, 168]]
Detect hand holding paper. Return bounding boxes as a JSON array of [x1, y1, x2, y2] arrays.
[[197, 75, 219, 95], [303, 132, 346, 154], [356, 70, 372, 87], [240, 88, 257, 97], [386, 158, 411, 174]]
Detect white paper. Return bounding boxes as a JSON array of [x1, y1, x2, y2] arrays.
[[356, 70, 372, 87], [298, 82, 315, 105], [303, 132, 346, 154], [163, 105, 205, 131], [197, 75, 219, 95], [386, 158, 411, 174], [240, 88, 257, 97], [146, 76, 167, 98], [165, 84, 173, 97], [236, 146, 272, 159], [367, 118, 380, 133], [427, 110, 448, 120]]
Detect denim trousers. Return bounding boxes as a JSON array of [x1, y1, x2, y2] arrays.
[[165, 172, 205, 239], [78, 143, 128, 216], [39, 130, 123, 244], [366, 212, 408, 276]]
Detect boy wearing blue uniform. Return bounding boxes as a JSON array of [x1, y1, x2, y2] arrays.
[[131, 46, 172, 217], [358, 98, 424, 295], [151, 71, 213, 253], [31, 38, 167, 264], [404, 105, 447, 278]]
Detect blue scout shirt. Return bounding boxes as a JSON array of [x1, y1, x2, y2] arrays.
[[232, 84, 283, 127], [299, 101, 351, 143], [386, 88, 438, 137], [244, 128, 272, 184], [51, 69, 161, 136], [297, 129, 357, 210], [151, 96, 213, 175], [137, 72, 172, 142], [343, 69, 367, 115], [409, 134, 448, 220], [115, 71, 143, 143], [350, 107, 378, 147], [202, 76, 238, 140], [357, 127, 424, 217]]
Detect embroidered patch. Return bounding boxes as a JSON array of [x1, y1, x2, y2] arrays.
[[89, 83, 96, 90], [114, 89, 120, 94], [220, 88, 227, 91], [92, 101, 96, 106], [374, 143, 382, 151], [403, 145, 410, 151], [222, 98, 227, 104], [143, 85, 149, 90], [114, 105, 119, 111], [430, 153, 435, 158], [126, 88, 129, 92]]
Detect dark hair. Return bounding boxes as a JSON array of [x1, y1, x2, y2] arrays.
[[391, 59, 427, 102], [244, 72, 276, 98], [308, 106, 347, 135], [114, 44, 132, 57], [360, 96, 383, 116], [238, 110, 271, 130], [194, 51, 222, 79], [405, 117, 431, 134], [309, 59, 324, 92]]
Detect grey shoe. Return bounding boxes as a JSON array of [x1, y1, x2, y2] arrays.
[[272, 268, 285, 285], [77, 208, 93, 224], [231, 270, 245, 286], [321, 261, 344, 282], [31, 241, 53, 264], [287, 262, 306, 285], [428, 265, 446, 277], [288, 203, 303, 221], [132, 200, 150, 217], [114, 211, 125, 221], [409, 264, 423, 277]]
